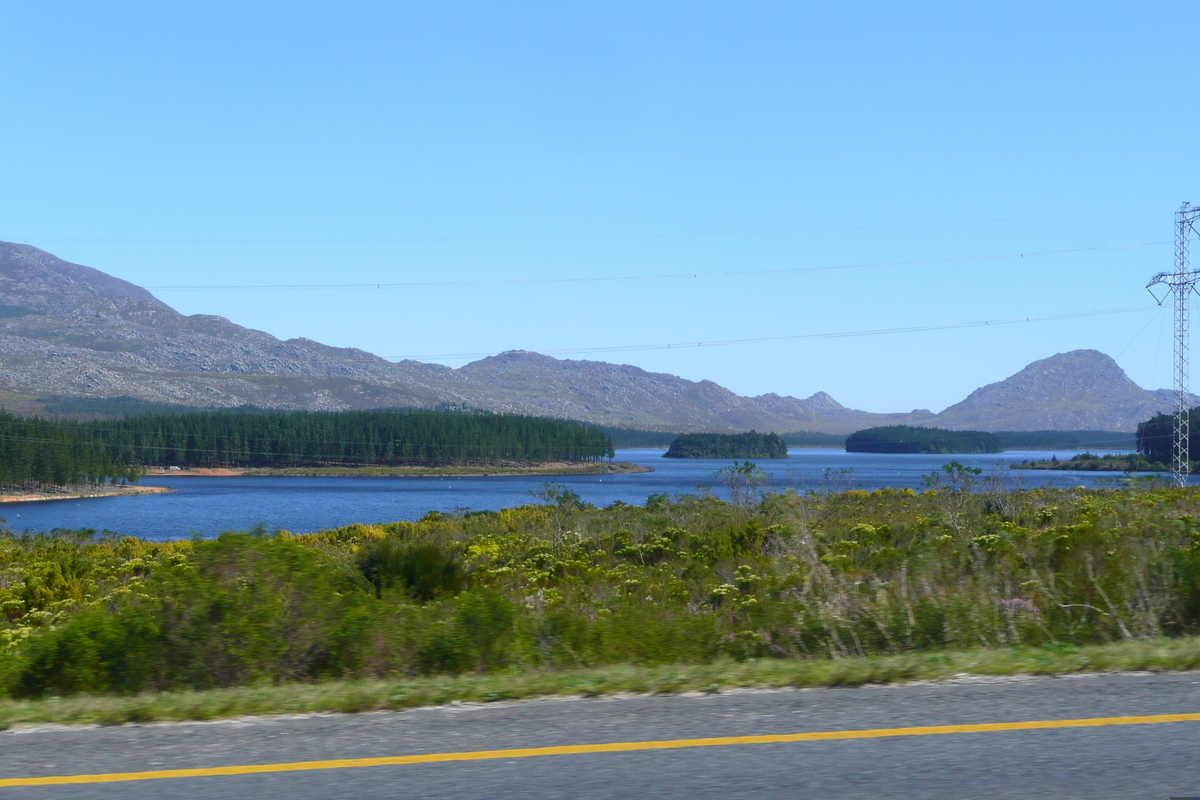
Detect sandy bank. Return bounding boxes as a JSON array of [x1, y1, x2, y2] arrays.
[[144, 461, 653, 478], [0, 485, 173, 504]]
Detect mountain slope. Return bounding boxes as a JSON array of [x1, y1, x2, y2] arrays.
[[456, 350, 930, 432], [929, 350, 1193, 432], [0, 242, 1183, 434], [0, 241, 474, 410], [0, 242, 912, 432]]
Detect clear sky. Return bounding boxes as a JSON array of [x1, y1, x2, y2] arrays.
[[3, 1, 1197, 413]]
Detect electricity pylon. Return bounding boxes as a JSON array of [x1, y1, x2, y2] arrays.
[[1147, 202, 1200, 486]]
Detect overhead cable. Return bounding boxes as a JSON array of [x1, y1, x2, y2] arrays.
[[143, 241, 1169, 291], [21, 207, 1162, 248], [384, 305, 1156, 361]]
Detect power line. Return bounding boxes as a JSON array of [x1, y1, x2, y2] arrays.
[[13, 207, 1164, 248], [383, 306, 1156, 362], [142, 241, 1168, 291], [1146, 202, 1200, 486]]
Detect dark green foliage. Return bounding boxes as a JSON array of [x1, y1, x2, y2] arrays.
[[0, 410, 140, 487], [0, 409, 614, 487], [40, 396, 202, 420], [1011, 452, 1165, 472], [846, 425, 1002, 454], [357, 539, 464, 601], [12, 533, 379, 694], [590, 427, 679, 448], [588, 427, 847, 449], [66, 409, 614, 468], [664, 431, 788, 459], [780, 431, 847, 446], [995, 430, 1136, 450], [1137, 410, 1196, 464], [8, 482, 1200, 698]]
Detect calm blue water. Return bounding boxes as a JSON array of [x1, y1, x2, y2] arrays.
[[2, 448, 1151, 540]]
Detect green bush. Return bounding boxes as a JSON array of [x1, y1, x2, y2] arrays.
[[357, 538, 464, 601], [6, 481, 1200, 698]]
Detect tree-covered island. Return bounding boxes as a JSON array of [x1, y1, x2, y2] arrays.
[[845, 425, 1002, 454], [1009, 453, 1164, 472], [1010, 410, 1186, 472], [663, 431, 788, 459]]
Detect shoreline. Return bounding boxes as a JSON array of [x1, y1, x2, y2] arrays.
[[143, 461, 653, 478], [0, 485, 172, 504], [1010, 454, 1164, 473]]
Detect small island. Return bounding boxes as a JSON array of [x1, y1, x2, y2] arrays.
[[663, 431, 788, 459], [845, 425, 1002, 454], [1009, 453, 1164, 472]]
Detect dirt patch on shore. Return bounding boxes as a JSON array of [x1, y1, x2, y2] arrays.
[[144, 468, 247, 477], [145, 462, 652, 478]]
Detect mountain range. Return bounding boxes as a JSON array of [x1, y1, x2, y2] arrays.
[[0, 240, 1186, 433]]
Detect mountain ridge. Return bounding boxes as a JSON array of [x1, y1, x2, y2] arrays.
[[0, 241, 1183, 433]]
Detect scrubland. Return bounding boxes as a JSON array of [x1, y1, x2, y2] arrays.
[[2, 465, 1199, 724]]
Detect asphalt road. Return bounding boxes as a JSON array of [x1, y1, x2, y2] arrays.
[[2, 672, 1199, 799]]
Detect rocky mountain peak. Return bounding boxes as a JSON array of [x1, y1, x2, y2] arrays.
[[931, 349, 1176, 432], [0, 242, 168, 314], [803, 391, 845, 411]]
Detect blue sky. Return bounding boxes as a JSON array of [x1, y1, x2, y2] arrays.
[[2, 1, 1197, 412]]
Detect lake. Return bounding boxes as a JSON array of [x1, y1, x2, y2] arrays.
[[2, 448, 1155, 540]]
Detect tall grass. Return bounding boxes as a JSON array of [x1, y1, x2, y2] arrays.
[[2, 471, 1200, 700]]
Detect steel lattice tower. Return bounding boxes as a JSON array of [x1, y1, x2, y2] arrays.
[[1148, 202, 1200, 486]]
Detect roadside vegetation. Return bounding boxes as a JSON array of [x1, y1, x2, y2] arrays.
[[2, 463, 1200, 722], [3, 637, 1198, 727]]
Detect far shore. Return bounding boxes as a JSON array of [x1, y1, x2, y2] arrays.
[[143, 460, 653, 478], [0, 485, 173, 504]]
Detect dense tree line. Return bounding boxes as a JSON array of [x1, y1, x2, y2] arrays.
[[40, 395, 201, 419], [64, 409, 614, 469], [780, 431, 847, 446], [0, 411, 139, 487], [1136, 410, 1197, 463], [995, 430, 1136, 450], [591, 426, 679, 449], [0, 409, 613, 487], [845, 426, 1002, 454], [663, 431, 788, 459]]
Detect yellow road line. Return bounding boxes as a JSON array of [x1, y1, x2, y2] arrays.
[[3, 712, 1199, 788]]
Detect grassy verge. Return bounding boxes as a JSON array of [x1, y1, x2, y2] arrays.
[[5, 636, 1199, 728]]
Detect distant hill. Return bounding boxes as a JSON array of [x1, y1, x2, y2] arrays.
[[0, 242, 1184, 434], [454, 350, 931, 433], [0, 241, 928, 434], [928, 350, 1195, 432]]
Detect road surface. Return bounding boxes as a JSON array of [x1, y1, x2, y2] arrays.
[[2, 671, 1198, 798]]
